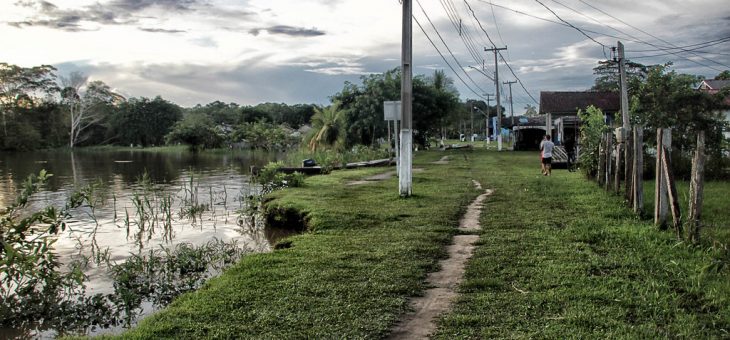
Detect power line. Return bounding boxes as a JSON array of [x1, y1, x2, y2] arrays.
[[627, 36, 730, 53], [413, 15, 487, 100], [534, 0, 608, 48], [439, 0, 484, 66], [415, 0, 490, 94], [577, 0, 728, 70], [463, 0, 539, 104]]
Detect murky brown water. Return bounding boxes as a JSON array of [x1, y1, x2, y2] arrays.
[[0, 148, 285, 338]]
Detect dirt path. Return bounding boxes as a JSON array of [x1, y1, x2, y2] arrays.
[[346, 169, 423, 186], [388, 180, 492, 339], [431, 156, 450, 165]]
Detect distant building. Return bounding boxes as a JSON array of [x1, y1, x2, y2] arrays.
[[697, 79, 730, 139], [537, 91, 620, 146]]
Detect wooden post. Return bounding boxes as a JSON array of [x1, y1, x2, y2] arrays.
[[654, 128, 671, 228], [605, 132, 613, 191], [614, 143, 622, 194], [688, 131, 706, 244], [625, 131, 633, 203], [597, 133, 606, 185], [632, 127, 644, 214], [661, 145, 682, 239]]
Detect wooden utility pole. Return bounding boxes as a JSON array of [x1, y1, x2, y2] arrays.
[[504, 80, 517, 140], [688, 131, 706, 243], [485, 46, 507, 151], [399, 0, 413, 197], [618, 41, 633, 201]]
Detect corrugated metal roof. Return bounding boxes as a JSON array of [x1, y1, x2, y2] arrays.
[[539, 91, 620, 115]]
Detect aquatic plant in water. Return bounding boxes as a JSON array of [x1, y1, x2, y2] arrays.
[[0, 171, 252, 337]]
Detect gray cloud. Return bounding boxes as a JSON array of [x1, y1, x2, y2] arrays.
[[107, 0, 199, 12], [9, 0, 202, 31], [138, 27, 186, 33], [249, 25, 325, 37]]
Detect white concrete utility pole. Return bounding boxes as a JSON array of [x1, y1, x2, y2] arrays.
[[485, 46, 507, 151], [399, 0, 413, 197]]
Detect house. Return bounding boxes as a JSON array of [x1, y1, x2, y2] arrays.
[[539, 91, 620, 146], [697, 79, 730, 139]]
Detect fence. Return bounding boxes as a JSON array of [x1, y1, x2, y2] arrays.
[[594, 127, 707, 244]]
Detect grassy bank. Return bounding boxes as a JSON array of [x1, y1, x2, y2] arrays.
[[434, 151, 730, 338], [107, 149, 728, 338], [114, 150, 479, 338]]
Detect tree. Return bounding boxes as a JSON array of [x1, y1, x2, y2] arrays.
[[331, 68, 459, 147], [307, 103, 345, 151], [60, 72, 124, 148], [232, 121, 290, 150], [165, 113, 223, 151], [631, 64, 729, 178], [0, 63, 58, 147], [577, 106, 608, 177], [109, 96, 182, 147], [591, 60, 649, 92], [715, 70, 730, 80], [524, 104, 538, 117]]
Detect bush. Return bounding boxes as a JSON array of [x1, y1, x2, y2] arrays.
[[578, 106, 609, 178]]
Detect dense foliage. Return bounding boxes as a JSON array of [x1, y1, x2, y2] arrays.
[[590, 62, 729, 179], [331, 68, 463, 147]]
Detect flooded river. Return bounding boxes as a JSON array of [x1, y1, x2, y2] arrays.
[[0, 148, 285, 338]]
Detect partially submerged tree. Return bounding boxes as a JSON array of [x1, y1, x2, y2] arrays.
[[165, 113, 223, 151], [60, 72, 124, 148]]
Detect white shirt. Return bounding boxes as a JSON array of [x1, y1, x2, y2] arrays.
[[540, 140, 554, 158]]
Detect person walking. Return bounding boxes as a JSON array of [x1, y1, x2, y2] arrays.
[[540, 135, 555, 176]]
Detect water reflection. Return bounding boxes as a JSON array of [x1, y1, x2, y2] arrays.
[[0, 148, 296, 338]]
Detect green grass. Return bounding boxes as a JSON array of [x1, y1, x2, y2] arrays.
[[642, 179, 730, 245], [103, 149, 728, 339], [111, 149, 480, 339], [434, 151, 730, 338]]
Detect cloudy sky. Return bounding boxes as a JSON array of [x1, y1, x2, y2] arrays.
[[1, 0, 728, 113]]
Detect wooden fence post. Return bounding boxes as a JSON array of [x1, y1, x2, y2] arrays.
[[632, 127, 644, 214], [661, 145, 682, 239], [654, 128, 671, 228], [614, 141, 622, 194], [605, 132, 613, 191], [688, 131, 706, 244], [598, 133, 606, 185], [624, 129, 633, 203]]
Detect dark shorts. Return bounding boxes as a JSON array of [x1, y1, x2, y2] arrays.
[[542, 157, 552, 165]]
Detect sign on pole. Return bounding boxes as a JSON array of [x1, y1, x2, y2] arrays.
[[383, 101, 401, 121]]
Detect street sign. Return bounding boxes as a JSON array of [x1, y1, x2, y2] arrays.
[[383, 101, 401, 121]]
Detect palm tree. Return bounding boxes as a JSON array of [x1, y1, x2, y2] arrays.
[[307, 102, 345, 151]]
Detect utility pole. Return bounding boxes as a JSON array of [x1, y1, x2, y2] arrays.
[[399, 0, 413, 197], [504, 80, 516, 127], [618, 41, 632, 200], [470, 103, 474, 141], [485, 46, 507, 151], [484, 94, 493, 141]]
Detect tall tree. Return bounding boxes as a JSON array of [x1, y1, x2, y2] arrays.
[[60, 72, 124, 147], [307, 102, 345, 151], [0, 63, 58, 146], [714, 70, 730, 80], [591, 60, 649, 92], [109, 96, 182, 147]]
